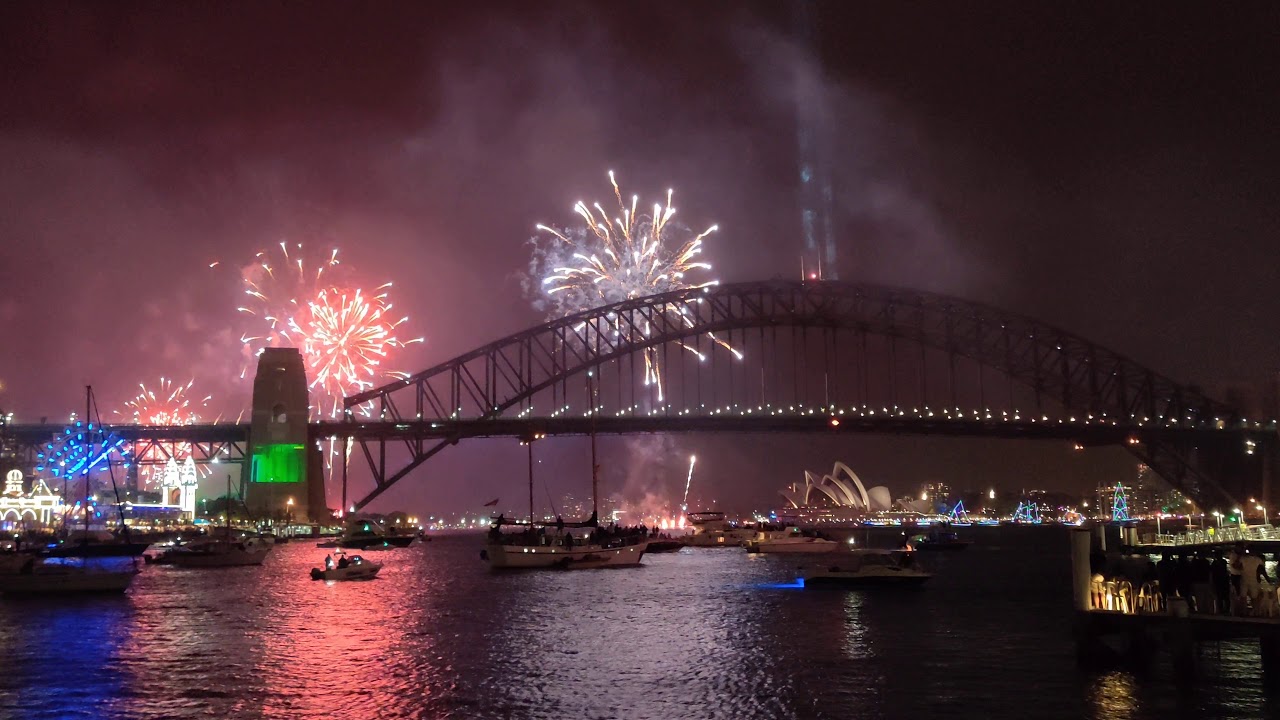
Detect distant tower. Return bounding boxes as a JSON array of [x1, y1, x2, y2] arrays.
[[244, 349, 326, 522], [794, 0, 837, 280]]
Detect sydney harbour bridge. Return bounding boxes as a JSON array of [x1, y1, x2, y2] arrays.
[[3, 280, 1276, 516]]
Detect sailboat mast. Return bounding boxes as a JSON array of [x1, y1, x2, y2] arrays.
[[527, 440, 534, 525], [226, 474, 232, 533], [84, 385, 91, 535], [589, 370, 598, 521]]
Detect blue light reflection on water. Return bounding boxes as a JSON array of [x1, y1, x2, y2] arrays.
[[756, 577, 806, 589]]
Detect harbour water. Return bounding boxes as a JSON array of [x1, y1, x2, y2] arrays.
[[0, 528, 1274, 719]]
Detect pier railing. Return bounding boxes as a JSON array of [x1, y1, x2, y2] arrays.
[[1144, 524, 1279, 547]]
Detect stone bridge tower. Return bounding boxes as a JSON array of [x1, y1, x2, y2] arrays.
[[244, 348, 326, 523]]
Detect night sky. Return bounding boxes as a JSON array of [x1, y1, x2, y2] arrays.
[[2, 1, 1278, 514]]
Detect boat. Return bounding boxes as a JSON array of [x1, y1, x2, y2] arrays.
[[746, 527, 840, 554], [0, 389, 142, 595], [168, 475, 273, 568], [645, 538, 687, 553], [911, 528, 972, 551], [310, 551, 382, 581], [482, 382, 648, 570], [482, 527, 648, 569], [43, 530, 151, 558], [168, 533, 272, 568], [336, 519, 415, 550], [684, 511, 756, 547], [0, 557, 137, 595], [801, 549, 932, 588]]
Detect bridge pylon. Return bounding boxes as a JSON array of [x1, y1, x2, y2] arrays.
[[244, 349, 326, 523]]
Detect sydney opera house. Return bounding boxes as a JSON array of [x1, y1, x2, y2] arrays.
[[780, 462, 902, 517]]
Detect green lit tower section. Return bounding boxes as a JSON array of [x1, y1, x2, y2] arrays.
[[245, 348, 325, 522]]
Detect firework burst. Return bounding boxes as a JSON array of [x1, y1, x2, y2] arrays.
[[118, 377, 209, 426], [232, 242, 422, 418], [236, 242, 345, 350], [282, 286, 419, 418], [115, 377, 212, 487], [527, 171, 739, 397]]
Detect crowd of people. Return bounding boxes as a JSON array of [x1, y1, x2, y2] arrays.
[[487, 516, 652, 549], [1096, 542, 1278, 616]]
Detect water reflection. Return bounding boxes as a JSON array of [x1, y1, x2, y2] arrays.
[[1088, 672, 1138, 720], [0, 533, 1275, 719], [0, 594, 133, 718]]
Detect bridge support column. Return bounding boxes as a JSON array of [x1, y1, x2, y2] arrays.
[[244, 349, 326, 523]]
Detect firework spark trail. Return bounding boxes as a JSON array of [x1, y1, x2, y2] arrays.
[[237, 242, 344, 351], [114, 377, 212, 487], [527, 172, 741, 399], [283, 285, 421, 418], [681, 454, 697, 511]]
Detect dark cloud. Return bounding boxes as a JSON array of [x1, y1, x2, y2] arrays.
[[1, 1, 1277, 512]]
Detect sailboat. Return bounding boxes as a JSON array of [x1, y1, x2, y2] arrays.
[[481, 375, 648, 570], [0, 387, 139, 595], [169, 474, 272, 568]]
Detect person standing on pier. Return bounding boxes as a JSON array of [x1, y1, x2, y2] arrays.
[[1190, 552, 1213, 613], [1228, 545, 1245, 613], [1210, 550, 1232, 614], [1240, 549, 1273, 613]]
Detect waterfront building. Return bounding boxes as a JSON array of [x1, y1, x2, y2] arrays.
[[780, 462, 894, 514], [0, 469, 64, 529]]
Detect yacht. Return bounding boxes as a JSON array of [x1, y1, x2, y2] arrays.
[[336, 519, 415, 550], [168, 533, 272, 568], [684, 511, 755, 548], [746, 527, 840, 554], [801, 549, 932, 588], [482, 525, 648, 569], [482, 409, 648, 570], [0, 557, 138, 595], [43, 530, 151, 558]]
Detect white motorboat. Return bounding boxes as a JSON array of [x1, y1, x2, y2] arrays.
[[310, 552, 382, 581], [0, 558, 137, 595], [746, 528, 840, 554], [169, 535, 272, 568], [800, 549, 932, 588], [684, 511, 755, 548]]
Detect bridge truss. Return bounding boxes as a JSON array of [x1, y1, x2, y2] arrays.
[[341, 280, 1276, 511]]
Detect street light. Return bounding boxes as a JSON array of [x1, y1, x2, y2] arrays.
[[1212, 511, 1222, 528], [1258, 504, 1269, 526], [1233, 508, 1242, 526]]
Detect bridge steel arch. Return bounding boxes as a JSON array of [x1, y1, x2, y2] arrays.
[[343, 280, 1270, 511]]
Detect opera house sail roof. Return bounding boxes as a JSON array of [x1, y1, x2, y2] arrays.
[[781, 462, 893, 512]]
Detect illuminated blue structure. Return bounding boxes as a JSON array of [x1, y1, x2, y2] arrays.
[[35, 422, 129, 482], [1111, 483, 1130, 522], [1013, 501, 1041, 524]]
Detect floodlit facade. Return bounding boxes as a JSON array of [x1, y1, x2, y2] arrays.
[[0, 470, 64, 529], [781, 462, 893, 512]]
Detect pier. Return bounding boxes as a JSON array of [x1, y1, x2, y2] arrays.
[[1071, 528, 1280, 683]]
